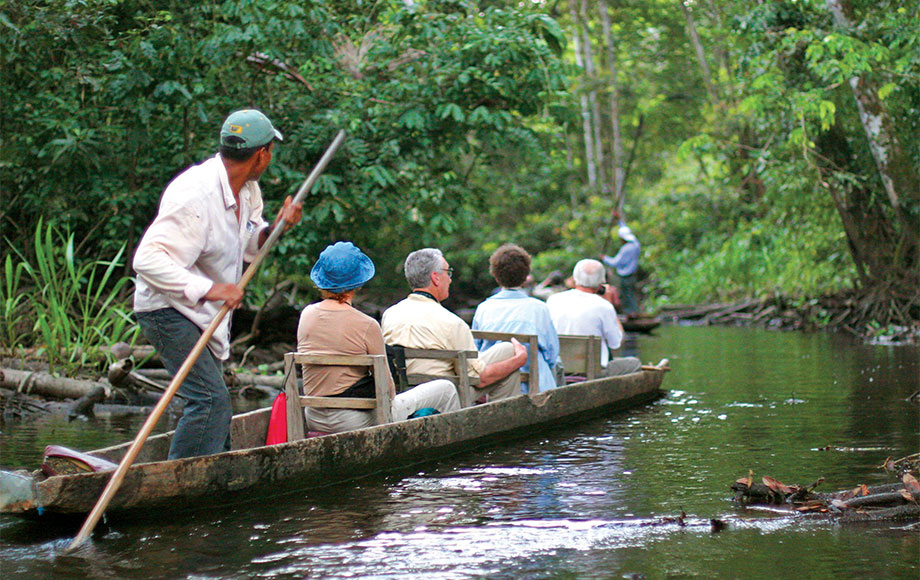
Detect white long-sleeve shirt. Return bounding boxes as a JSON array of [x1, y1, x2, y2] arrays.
[[133, 154, 267, 360]]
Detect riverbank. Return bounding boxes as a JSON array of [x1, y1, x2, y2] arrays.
[[655, 290, 920, 346]]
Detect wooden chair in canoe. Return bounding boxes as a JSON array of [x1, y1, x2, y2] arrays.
[[282, 348, 483, 441], [470, 331, 540, 394], [399, 347, 480, 408], [557, 334, 603, 383], [282, 352, 392, 442]]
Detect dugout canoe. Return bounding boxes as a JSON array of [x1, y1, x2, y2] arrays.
[[620, 314, 662, 333], [0, 362, 668, 520]]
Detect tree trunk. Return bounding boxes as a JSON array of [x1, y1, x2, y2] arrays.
[[680, 1, 720, 107], [826, 0, 920, 253], [599, 0, 625, 207], [581, 0, 607, 192], [819, 0, 920, 321], [570, 2, 597, 188]]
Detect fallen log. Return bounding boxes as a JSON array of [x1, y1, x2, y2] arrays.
[[68, 386, 110, 420], [0, 368, 108, 400], [110, 343, 158, 363], [703, 299, 761, 325], [107, 359, 182, 405], [226, 372, 286, 389], [134, 368, 286, 390], [135, 368, 171, 380]]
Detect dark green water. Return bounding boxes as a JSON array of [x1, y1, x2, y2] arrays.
[[1, 326, 918, 579]]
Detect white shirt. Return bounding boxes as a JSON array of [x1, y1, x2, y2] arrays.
[[546, 289, 623, 367], [133, 154, 267, 360]]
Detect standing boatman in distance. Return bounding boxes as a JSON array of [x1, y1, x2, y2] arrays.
[[132, 109, 302, 459], [601, 210, 641, 318]]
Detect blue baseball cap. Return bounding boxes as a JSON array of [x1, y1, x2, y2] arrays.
[[220, 109, 283, 149], [310, 242, 376, 292]]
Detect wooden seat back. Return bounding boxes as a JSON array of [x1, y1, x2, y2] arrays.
[[470, 331, 540, 393], [283, 352, 391, 442], [399, 347, 479, 408], [557, 334, 603, 381]]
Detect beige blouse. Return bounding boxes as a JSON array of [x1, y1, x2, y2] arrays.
[[296, 302, 394, 396]]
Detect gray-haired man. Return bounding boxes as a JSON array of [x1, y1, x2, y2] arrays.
[[381, 248, 527, 402], [546, 259, 641, 376]]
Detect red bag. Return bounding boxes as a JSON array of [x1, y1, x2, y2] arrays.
[[265, 392, 288, 445]]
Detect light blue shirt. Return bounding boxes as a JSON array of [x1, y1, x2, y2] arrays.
[[602, 222, 640, 276], [471, 289, 560, 393]]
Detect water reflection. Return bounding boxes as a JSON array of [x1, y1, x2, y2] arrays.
[[1, 326, 917, 579]]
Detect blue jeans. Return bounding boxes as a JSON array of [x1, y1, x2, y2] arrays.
[[136, 308, 232, 459]]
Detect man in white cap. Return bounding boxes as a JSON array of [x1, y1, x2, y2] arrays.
[[133, 109, 302, 459], [601, 210, 641, 317]]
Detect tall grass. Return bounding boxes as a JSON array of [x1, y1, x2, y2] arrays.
[[2, 221, 139, 372], [1, 255, 29, 351]]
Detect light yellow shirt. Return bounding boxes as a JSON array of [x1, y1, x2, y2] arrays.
[[380, 294, 484, 378]]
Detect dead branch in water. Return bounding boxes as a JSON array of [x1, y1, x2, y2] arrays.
[[730, 455, 920, 522]]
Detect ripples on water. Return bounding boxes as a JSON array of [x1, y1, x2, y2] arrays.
[[1, 326, 918, 579]]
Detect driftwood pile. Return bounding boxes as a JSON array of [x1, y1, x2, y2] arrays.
[[731, 454, 920, 522], [660, 293, 919, 344], [1, 342, 285, 420]]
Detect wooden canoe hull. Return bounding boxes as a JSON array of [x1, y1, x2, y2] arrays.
[[1, 369, 664, 519], [620, 315, 661, 333]]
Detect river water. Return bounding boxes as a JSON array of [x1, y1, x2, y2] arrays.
[[1, 326, 918, 579]]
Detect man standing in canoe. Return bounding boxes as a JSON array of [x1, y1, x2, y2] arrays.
[[133, 109, 302, 459], [381, 248, 528, 402], [601, 210, 641, 317]]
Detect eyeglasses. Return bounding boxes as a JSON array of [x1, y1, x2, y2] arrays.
[[441, 267, 454, 278]]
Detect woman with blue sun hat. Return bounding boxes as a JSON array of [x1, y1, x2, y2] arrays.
[[296, 241, 460, 433]]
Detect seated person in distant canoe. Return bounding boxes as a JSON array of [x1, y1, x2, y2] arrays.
[[531, 270, 567, 301], [472, 244, 560, 393], [546, 259, 641, 376], [381, 248, 528, 403], [296, 242, 460, 433]]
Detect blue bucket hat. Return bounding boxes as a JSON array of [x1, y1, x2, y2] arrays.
[[310, 242, 375, 292]]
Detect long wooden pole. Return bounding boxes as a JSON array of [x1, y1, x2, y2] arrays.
[[66, 130, 346, 553]]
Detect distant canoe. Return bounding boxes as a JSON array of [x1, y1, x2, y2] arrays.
[[0, 363, 668, 521], [620, 315, 661, 333]]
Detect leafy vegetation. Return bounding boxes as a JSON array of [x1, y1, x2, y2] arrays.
[[1, 0, 917, 359], [1, 222, 139, 371]]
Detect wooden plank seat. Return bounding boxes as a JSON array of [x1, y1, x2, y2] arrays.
[[283, 348, 482, 441], [399, 347, 479, 409], [283, 352, 391, 442], [470, 331, 540, 393], [557, 334, 603, 383]]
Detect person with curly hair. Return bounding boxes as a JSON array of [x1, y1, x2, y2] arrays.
[[472, 244, 560, 393]]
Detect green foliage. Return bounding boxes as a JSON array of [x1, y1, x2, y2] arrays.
[[1, 0, 568, 296], [2, 221, 139, 372], [2, 0, 916, 329]]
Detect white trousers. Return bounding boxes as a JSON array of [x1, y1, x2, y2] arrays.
[[305, 378, 459, 434]]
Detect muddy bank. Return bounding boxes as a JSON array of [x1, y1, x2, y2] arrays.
[[658, 291, 920, 345]]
